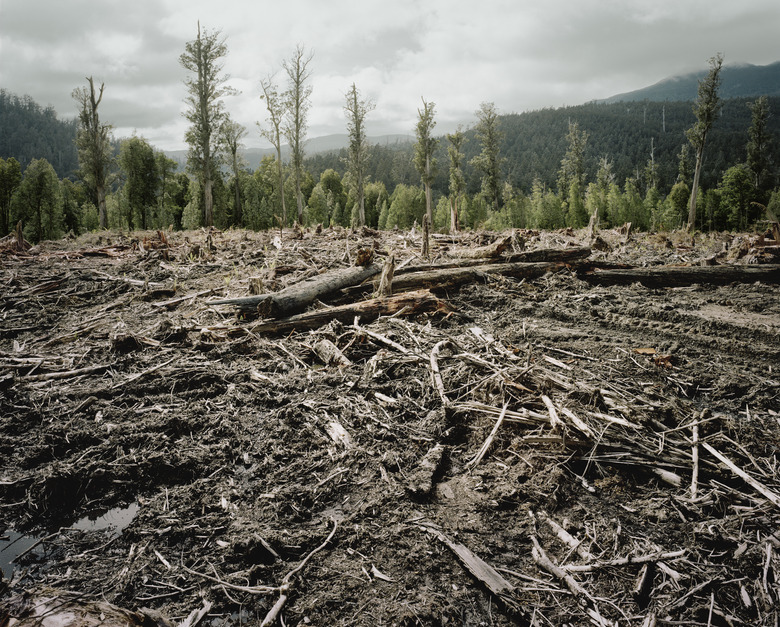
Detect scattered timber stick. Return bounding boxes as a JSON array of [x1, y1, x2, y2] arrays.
[[420, 524, 522, 614], [152, 288, 221, 309], [312, 338, 351, 367], [466, 402, 509, 471], [246, 289, 445, 334], [177, 599, 212, 627], [563, 549, 686, 573], [111, 355, 178, 390], [531, 536, 613, 625], [536, 510, 593, 561], [691, 421, 700, 500], [21, 363, 113, 382], [702, 442, 780, 509], [259, 518, 339, 627], [210, 263, 382, 315], [376, 255, 395, 296], [456, 236, 512, 259], [430, 340, 453, 406], [581, 264, 780, 287]]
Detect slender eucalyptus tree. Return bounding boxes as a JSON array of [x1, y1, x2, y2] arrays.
[[472, 102, 504, 213], [180, 23, 234, 227], [283, 45, 314, 225], [73, 77, 112, 229], [259, 75, 288, 226], [446, 128, 466, 233], [686, 53, 723, 231], [413, 98, 437, 226], [746, 95, 772, 199], [344, 83, 375, 227], [221, 118, 247, 226]]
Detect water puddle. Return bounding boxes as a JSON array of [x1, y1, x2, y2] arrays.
[[0, 501, 138, 579]]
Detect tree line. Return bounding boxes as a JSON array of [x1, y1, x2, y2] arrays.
[[1, 37, 778, 242]]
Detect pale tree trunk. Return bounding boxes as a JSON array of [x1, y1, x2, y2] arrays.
[[358, 180, 365, 227], [204, 177, 214, 227], [687, 143, 705, 231], [425, 155, 433, 226], [295, 170, 303, 225], [97, 185, 107, 229], [275, 149, 286, 226], [450, 196, 459, 234]]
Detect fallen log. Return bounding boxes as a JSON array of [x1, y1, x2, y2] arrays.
[[455, 236, 512, 259], [399, 246, 591, 274], [246, 289, 445, 334], [580, 264, 780, 287], [210, 263, 382, 315], [389, 261, 567, 292]]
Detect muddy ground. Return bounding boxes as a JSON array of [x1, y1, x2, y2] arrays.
[[1, 226, 779, 626]]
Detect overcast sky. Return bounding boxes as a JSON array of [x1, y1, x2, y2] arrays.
[[1, 0, 779, 151]]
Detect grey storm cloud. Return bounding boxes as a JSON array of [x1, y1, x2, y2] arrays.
[[2, 0, 779, 150]]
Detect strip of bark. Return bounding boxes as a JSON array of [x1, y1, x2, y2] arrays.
[[246, 289, 445, 334], [210, 263, 382, 314]]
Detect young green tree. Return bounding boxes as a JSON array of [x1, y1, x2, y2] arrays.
[[685, 53, 724, 231], [0, 157, 22, 235], [746, 95, 772, 200], [259, 74, 288, 226], [557, 120, 588, 211], [12, 158, 61, 242], [180, 23, 234, 227], [344, 83, 375, 227], [118, 136, 157, 230], [73, 77, 113, 229], [283, 45, 314, 225], [413, 98, 438, 226], [471, 102, 503, 213], [446, 127, 466, 233], [719, 165, 755, 230], [155, 152, 180, 228], [221, 118, 247, 226]]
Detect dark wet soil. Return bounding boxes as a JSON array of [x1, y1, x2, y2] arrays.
[[1, 226, 779, 626]]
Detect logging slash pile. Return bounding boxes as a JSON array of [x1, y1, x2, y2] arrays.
[[1, 225, 779, 626]]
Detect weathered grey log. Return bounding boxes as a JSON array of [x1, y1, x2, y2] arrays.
[[246, 289, 444, 334], [581, 264, 780, 287], [398, 246, 591, 274], [388, 261, 567, 292], [209, 263, 382, 315]]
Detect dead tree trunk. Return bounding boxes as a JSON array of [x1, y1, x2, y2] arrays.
[[210, 263, 382, 315]]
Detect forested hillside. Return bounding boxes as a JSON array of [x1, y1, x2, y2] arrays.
[[0, 89, 79, 178], [307, 97, 780, 198], [1, 85, 778, 240]]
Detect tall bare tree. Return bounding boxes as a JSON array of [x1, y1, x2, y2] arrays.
[[686, 53, 723, 231], [344, 83, 375, 227], [73, 77, 112, 229], [446, 127, 466, 233], [283, 45, 314, 225], [413, 97, 437, 226], [221, 118, 247, 226], [259, 74, 288, 225], [180, 23, 234, 227]]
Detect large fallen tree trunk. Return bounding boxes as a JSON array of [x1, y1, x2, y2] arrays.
[[581, 264, 780, 287], [210, 263, 382, 315], [388, 261, 567, 292], [399, 246, 591, 274], [246, 289, 445, 334]]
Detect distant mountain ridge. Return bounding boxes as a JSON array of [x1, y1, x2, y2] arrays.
[[600, 60, 780, 103]]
